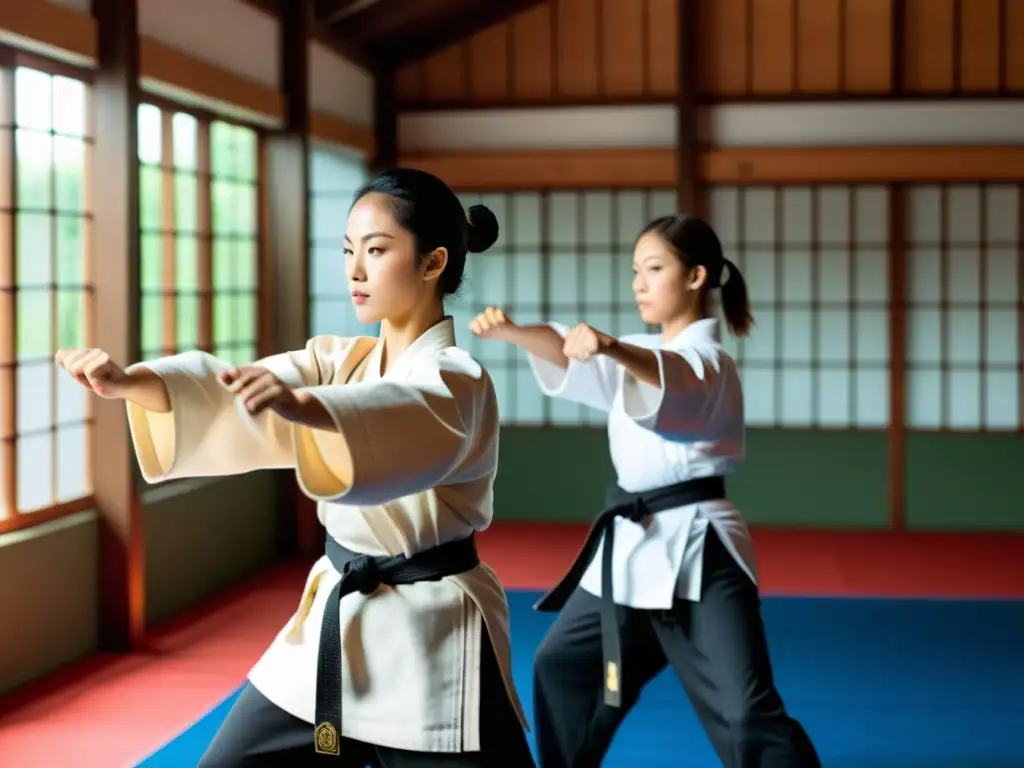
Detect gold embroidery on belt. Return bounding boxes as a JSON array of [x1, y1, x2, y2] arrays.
[[606, 661, 619, 694], [314, 722, 340, 755]]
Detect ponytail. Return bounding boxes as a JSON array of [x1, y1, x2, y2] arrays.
[[719, 258, 754, 338]]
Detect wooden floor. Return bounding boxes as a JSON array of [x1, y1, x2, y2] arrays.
[[1, 523, 1023, 767]]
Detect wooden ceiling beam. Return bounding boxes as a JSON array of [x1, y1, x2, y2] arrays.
[[318, 0, 382, 26], [342, 0, 477, 43], [385, 0, 547, 65]]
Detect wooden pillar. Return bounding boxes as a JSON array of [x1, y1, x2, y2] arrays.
[[90, 0, 145, 650], [373, 65, 398, 172], [676, 0, 700, 217], [263, 0, 315, 557]]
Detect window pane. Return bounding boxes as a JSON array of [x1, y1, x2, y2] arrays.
[[235, 295, 256, 342], [56, 425, 89, 502], [172, 112, 197, 170], [176, 236, 199, 291], [212, 180, 237, 234], [234, 184, 256, 234], [18, 433, 53, 512], [210, 121, 235, 177], [177, 294, 199, 350], [141, 294, 163, 352], [139, 165, 162, 232], [55, 136, 85, 213], [17, 363, 52, 434], [15, 68, 52, 130], [17, 289, 52, 359], [234, 127, 257, 182], [213, 239, 234, 291], [175, 172, 198, 233], [53, 76, 86, 137], [213, 295, 235, 345], [137, 103, 162, 165], [15, 129, 52, 210], [16, 212, 53, 286], [56, 290, 85, 350], [234, 239, 258, 289], [140, 233, 162, 290]]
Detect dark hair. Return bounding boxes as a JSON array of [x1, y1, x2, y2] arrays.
[[353, 168, 499, 296], [638, 214, 754, 337]]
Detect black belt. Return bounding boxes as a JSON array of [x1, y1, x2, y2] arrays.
[[534, 475, 726, 707], [313, 535, 480, 756]]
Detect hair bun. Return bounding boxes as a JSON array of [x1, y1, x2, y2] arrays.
[[466, 204, 499, 254]]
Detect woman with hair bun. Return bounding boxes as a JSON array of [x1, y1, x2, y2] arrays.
[[56, 168, 535, 766]]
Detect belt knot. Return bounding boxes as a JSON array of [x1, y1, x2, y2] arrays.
[[624, 498, 649, 523], [342, 556, 380, 595]]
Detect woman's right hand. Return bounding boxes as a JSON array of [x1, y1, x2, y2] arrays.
[[469, 306, 517, 341], [54, 348, 129, 399]]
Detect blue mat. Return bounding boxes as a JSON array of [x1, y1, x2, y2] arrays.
[[140, 592, 1024, 767]]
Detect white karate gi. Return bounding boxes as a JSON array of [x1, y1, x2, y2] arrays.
[[125, 317, 526, 753]]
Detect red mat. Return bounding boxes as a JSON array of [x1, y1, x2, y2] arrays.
[[476, 523, 1024, 598], [1, 524, 1022, 767]]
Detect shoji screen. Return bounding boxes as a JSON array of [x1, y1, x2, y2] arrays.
[[456, 189, 675, 425]]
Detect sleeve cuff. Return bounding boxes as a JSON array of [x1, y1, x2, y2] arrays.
[[620, 348, 667, 429], [124, 359, 183, 483], [293, 386, 369, 502], [525, 322, 575, 395]]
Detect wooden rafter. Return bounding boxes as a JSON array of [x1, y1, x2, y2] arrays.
[[385, 0, 548, 64]]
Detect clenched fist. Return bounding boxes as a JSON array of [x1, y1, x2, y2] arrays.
[[218, 365, 306, 418], [562, 323, 615, 362], [469, 306, 516, 340], [54, 348, 128, 398]]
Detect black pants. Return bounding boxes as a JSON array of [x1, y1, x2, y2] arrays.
[[198, 634, 535, 767], [533, 527, 821, 768]]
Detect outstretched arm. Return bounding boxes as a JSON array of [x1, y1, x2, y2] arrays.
[[236, 349, 498, 507], [55, 342, 333, 483], [560, 323, 722, 439], [469, 307, 618, 412]]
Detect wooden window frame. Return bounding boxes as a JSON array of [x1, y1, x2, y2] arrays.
[[137, 94, 265, 367], [0, 45, 96, 534]]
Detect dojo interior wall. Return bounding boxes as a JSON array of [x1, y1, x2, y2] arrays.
[[396, 0, 1024, 531], [0, 0, 373, 695]]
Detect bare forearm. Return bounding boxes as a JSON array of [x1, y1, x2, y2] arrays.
[[121, 368, 172, 413], [505, 325, 569, 368], [602, 341, 661, 387]]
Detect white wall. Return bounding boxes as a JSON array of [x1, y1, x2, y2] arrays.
[[308, 41, 373, 128], [138, 0, 279, 89], [399, 102, 1024, 152]]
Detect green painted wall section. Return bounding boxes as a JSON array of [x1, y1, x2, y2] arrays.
[[494, 427, 1024, 530], [494, 427, 891, 528], [905, 433, 1024, 531]]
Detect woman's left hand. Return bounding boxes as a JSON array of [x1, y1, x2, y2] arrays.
[[562, 323, 616, 362], [218, 365, 309, 419]]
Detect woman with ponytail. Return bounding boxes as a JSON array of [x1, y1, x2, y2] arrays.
[[471, 214, 820, 767]]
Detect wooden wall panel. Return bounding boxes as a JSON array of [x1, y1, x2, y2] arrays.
[[395, 0, 677, 107], [903, 0, 1021, 93], [697, 0, 893, 97], [396, 0, 1024, 108]]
